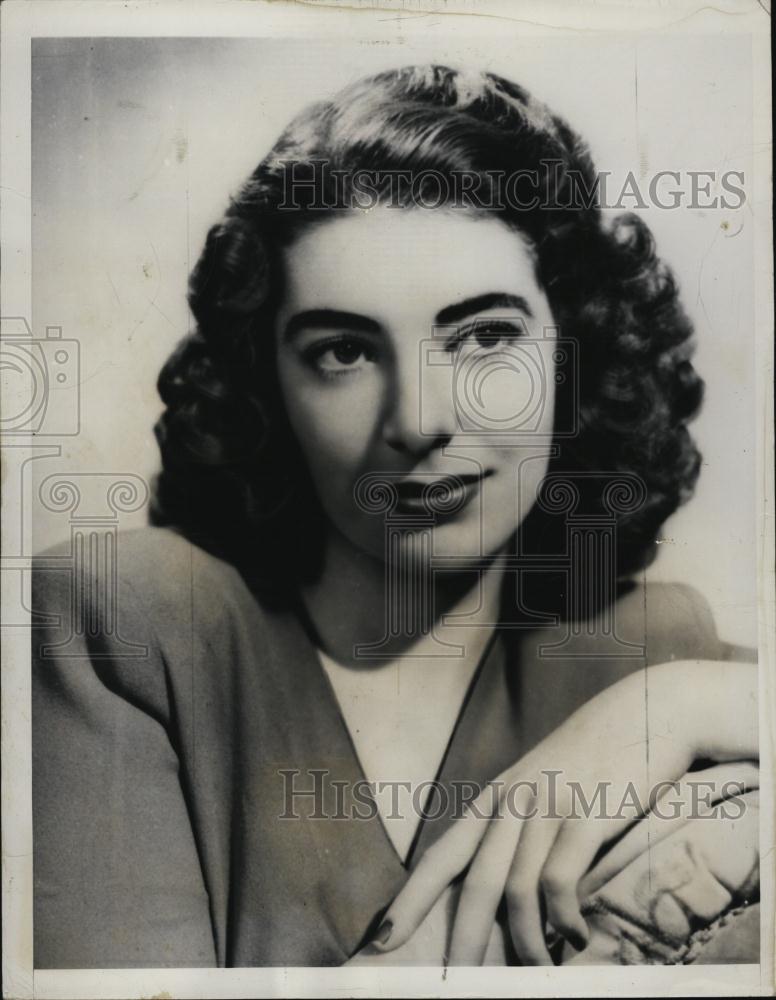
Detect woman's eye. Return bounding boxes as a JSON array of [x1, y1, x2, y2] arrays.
[[305, 337, 375, 376], [473, 322, 523, 349], [452, 321, 525, 353], [329, 340, 364, 366]]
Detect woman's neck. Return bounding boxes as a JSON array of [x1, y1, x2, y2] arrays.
[[299, 526, 507, 668]]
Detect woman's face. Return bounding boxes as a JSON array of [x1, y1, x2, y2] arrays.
[[275, 206, 558, 564]]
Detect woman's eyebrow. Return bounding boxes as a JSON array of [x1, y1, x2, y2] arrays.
[[282, 309, 381, 341], [435, 292, 534, 325]]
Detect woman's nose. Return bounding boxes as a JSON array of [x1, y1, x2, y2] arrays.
[[382, 355, 456, 456]]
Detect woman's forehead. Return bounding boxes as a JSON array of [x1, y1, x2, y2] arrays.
[[277, 206, 547, 324]]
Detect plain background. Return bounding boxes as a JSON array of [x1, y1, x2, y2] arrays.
[[30, 34, 756, 646]]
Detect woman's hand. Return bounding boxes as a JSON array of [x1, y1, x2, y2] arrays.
[[365, 659, 758, 966], [566, 781, 760, 965]]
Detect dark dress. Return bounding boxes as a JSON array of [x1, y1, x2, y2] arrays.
[[31, 526, 740, 967]]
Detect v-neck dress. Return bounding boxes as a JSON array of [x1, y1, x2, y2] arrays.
[[31, 526, 730, 968]]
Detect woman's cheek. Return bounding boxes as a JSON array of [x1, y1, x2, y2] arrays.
[[496, 444, 552, 524], [287, 380, 379, 486], [519, 452, 552, 522]]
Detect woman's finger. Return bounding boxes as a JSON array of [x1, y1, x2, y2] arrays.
[[577, 760, 760, 900], [538, 771, 713, 945], [542, 760, 760, 948], [448, 787, 534, 965], [540, 815, 625, 949], [505, 814, 564, 965], [369, 783, 497, 953]]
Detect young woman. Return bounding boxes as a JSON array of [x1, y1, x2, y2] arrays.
[[32, 64, 759, 969]]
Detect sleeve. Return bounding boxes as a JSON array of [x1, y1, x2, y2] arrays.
[[32, 549, 217, 968]]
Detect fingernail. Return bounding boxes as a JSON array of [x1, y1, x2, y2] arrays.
[[373, 919, 393, 947], [567, 929, 587, 952]]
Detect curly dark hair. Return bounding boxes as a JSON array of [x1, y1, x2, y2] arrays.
[[150, 65, 704, 618]]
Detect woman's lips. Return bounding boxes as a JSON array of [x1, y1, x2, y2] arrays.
[[392, 472, 490, 517]]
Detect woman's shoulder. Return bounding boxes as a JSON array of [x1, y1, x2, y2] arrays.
[[32, 525, 270, 652], [507, 580, 754, 744], [35, 524, 243, 591], [610, 579, 754, 664], [520, 578, 747, 665], [628, 579, 717, 654]]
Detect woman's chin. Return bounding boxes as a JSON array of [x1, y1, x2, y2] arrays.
[[353, 519, 512, 566]]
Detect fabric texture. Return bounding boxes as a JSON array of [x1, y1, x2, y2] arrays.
[[31, 526, 758, 967]]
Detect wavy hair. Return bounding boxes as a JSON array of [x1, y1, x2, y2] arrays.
[[150, 65, 703, 617]]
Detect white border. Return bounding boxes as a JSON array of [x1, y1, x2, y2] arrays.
[[1, 1, 773, 997]]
